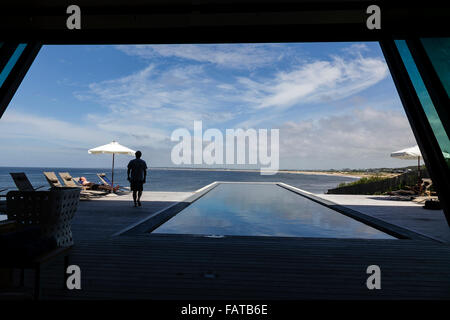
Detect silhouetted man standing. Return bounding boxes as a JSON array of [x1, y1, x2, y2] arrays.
[[127, 150, 147, 207]]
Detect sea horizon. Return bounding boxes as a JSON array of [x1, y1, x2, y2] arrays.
[[0, 166, 358, 194], [0, 165, 410, 171]]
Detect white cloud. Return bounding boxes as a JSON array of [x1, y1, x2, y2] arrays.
[[278, 107, 417, 169], [79, 63, 238, 128], [1, 106, 414, 169], [341, 43, 370, 55], [0, 111, 107, 147], [0, 110, 175, 155], [238, 54, 388, 110], [115, 44, 284, 69]]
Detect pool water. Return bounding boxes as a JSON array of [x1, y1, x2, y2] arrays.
[[153, 183, 395, 239]]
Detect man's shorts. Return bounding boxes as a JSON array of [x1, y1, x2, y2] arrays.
[[130, 180, 144, 191]]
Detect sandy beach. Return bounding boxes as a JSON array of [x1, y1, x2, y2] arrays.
[[279, 170, 401, 179]]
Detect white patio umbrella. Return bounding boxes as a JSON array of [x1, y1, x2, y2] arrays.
[[390, 145, 422, 180], [88, 141, 136, 192]]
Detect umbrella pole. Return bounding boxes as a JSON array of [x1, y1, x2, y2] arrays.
[[111, 153, 115, 193], [418, 156, 421, 180], [417, 156, 422, 194]]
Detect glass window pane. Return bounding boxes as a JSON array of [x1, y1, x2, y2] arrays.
[[395, 40, 450, 168], [420, 37, 450, 98], [0, 43, 27, 87]]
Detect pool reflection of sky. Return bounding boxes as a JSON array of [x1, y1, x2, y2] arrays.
[[153, 183, 395, 239]]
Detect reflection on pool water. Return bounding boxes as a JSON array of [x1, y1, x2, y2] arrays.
[[153, 183, 395, 239]]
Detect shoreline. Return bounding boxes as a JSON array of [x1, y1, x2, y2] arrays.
[[148, 167, 363, 178], [279, 170, 401, 179], [149, 168, 398, 179], [279, 170, 362, 179]]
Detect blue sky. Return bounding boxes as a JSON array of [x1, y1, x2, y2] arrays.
[[0, 42, 418, 169]]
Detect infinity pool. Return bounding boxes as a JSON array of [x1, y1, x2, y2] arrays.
[[153, 183, 395, 239]]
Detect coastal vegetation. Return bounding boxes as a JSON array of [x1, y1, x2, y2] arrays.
[[327, 168, 431, 195], [337, 175, 387, 188]]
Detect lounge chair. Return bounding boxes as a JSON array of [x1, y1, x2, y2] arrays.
[[0, 200, 6, 213], [58, 172, 87, 189], [59, 172, 110, 190], [0, 188, 8, 210], [97, 173, 130, 191], [43, 172, 63, 188], [0, 188, 7, 213], [10, 173, 45, 191], [44, 172, 102, 200], [58, 172, 109, 199]]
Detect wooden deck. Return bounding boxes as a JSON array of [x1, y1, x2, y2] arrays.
[[14, 190, 450, 300], [33, 235, 450, 299]]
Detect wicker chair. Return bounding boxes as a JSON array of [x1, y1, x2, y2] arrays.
[[1, 187, 81, 299], [6, 187, 81, 247]]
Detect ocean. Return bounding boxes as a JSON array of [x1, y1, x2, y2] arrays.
[[0, 167, 357, 194]]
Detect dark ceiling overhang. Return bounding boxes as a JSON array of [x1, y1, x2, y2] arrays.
[[1, 0, 449, 44]]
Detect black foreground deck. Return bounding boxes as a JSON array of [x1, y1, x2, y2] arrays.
[[31, 234, 450, 300]]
